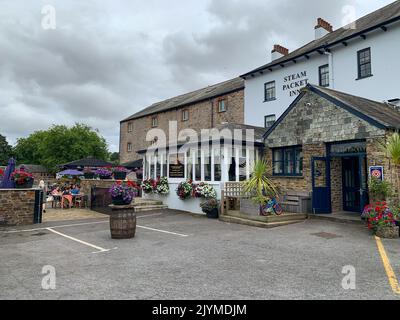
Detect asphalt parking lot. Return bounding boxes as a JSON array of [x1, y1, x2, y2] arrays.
[[0, 210, 399, 300]]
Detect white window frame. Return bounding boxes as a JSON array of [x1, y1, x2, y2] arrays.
[[218, 100, 226, 113], [182, 109, 189, 122], [127, 122, 133, 133]]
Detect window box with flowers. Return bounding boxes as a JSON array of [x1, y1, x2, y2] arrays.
[[113, 167, 130, 180], [362, 202, 399, 239], [83, 167, 95, 179], [95, 167, 113, 180], [11, 170, 34, 189]]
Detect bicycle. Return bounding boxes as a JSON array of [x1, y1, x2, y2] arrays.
[[261, 197, 283, 216]]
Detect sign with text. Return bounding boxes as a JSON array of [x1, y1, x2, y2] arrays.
[[169, 154, 185, 179], [282, 71, 309, 97], [369, 166, 384, 181]]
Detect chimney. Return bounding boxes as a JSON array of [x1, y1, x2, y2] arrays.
[[315, 18, 333, 39], [271, 44, 289, 61]]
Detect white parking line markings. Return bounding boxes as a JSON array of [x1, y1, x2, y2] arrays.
[[46, 228, 110, 253], [137, 225, 189, 237]]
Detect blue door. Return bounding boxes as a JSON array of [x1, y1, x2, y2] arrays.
[[312, 157, 332, 214]]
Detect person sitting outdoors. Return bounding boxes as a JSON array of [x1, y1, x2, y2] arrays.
[[71, 185, 81, 195]]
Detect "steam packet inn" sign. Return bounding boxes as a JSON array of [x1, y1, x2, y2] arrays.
[[283, 71, 309, 97]]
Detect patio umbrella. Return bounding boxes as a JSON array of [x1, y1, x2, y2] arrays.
[[57, 169, 83, 176], [0, 158, 16, 189]]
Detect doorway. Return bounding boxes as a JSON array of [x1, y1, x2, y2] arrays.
[[341, 156, 368, 213]]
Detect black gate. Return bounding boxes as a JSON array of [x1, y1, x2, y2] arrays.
[[34, 190, 43, 224]]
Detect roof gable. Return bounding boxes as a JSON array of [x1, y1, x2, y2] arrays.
[[264, 84, 400, 140]]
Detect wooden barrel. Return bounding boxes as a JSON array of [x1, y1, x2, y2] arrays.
[[109, 207, 136, 239]]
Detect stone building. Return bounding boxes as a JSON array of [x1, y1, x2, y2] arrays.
[[264, 84, 400, 214], [120, 77, 245, 164]]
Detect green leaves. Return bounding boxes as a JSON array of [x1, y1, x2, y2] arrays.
[[386, 132, 400, 165], [242, 159, 278, 204], [13, 123, 109, 172], [0, 134, 13, 165]]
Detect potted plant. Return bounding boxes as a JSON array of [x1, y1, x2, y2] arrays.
[[113, 166, 130, 180], [363, 202, 399, 239], [194, 182, 217, 199], [155, 177, 170, 195], [241, 159, 278, 216], [142, 178, 156, 194], [200, 198, 220, 219], [95, 167, 113, 180], [83, 167, 95, 179], [109, 182, 136, 205], [11, 169, 34, 189], [176, 180, 194, 200]]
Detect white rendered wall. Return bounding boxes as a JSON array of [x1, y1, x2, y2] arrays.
[[244, 22, 400, 128]]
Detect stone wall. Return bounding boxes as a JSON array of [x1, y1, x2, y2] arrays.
[[120, 89, 244, 163], [80, 179, 119, 207], [0, 189, 37, 226]]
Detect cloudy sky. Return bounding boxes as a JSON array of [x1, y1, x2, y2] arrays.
[[0, 0, 394, 152]]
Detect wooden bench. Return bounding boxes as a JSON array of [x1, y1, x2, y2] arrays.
[[280, 191, 311, 214]]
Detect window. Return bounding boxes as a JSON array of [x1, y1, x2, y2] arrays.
[[264, 114, 276, 129], [357, 48, 372, 79], [218, 100, 226, 113], [151, 116, 158, 128], [264, 81, 276, 102], [272, 146, 303, 176], [127, 122, 133, 133], [182, 109, 189, 122], [319, 64, 329, 87], [127, 143, 133, 153], [214, 148, 222, 182]]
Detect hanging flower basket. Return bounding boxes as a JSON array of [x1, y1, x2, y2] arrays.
[[11, 170, 34, 189], [95, 167, 113, 180], [176, 180, 194, 200], [113, 167, 130, 180]]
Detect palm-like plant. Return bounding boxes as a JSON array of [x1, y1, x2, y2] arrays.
[[385, 132, 400, 203], [242, 159, 278, 203]]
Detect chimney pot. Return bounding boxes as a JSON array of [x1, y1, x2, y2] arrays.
[[315, 18, 333, 39], [271, 44, 289, 61]]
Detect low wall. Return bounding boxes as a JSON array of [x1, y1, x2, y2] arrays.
[[0, 189, 38, 226], [143, 182, 222, 215], [80, 179, 118, 207]]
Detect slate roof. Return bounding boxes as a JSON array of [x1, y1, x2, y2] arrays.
[[242, 0, 400, 77], [121, 159, 143, 169], [264, 84, 400, 138], [122, 77, 244, 122], [60, 158, 114, 168]]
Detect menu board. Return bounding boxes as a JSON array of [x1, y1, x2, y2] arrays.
[[169, 164, 185, 178]]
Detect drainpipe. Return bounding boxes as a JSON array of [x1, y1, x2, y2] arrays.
[[325, 51, 335, 89]]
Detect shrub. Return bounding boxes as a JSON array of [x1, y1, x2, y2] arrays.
[[176, 180, 194, 200], [368, 177, 393, 201]]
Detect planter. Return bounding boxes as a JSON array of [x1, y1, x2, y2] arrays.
[[109, 204, 136, 239], [112, 197, 131, 206], [15, 180, 34, 189], [205, 208, 219, 219], [113, 172, 127, 180], [99, 176, 112, 180], [240, 198, 262, 217], [375, 226, 400, 239], [84, 172, 95, 179]]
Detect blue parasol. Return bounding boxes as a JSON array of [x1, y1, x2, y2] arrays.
[[0, 158, 16, 189]]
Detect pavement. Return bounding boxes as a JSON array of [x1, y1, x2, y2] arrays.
[[0, 210, 399, 300]]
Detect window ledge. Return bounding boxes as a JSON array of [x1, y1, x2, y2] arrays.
[[264, 98, 277, 103], [356, 74, 373, 81], [272, 175, 304, 179]]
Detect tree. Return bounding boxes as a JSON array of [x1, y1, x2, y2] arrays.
[[13, 124, 109, 171], [0, 134, 13, 165], [109, 152, 120, 164], [385, 132, 400, 203]]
